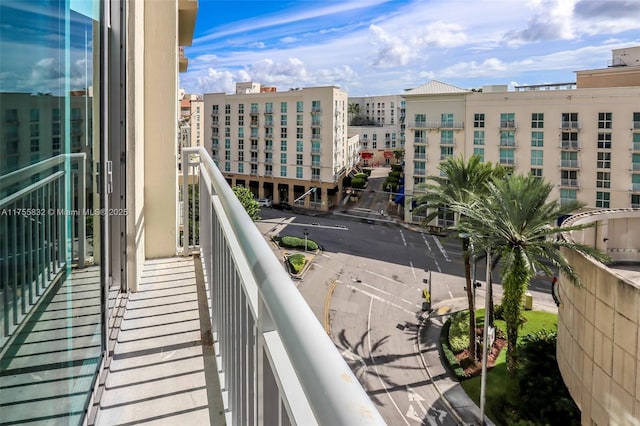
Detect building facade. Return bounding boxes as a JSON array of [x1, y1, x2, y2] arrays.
[[347, 94, 406, 166], [403, 47, 640, 224], [204, 83, 356, 210]]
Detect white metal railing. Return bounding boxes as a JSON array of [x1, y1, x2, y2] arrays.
[[0, 153, 86, 348], [180, 147, 384, 426]]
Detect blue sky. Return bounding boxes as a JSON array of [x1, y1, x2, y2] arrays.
[[183, 0, 640, 96]]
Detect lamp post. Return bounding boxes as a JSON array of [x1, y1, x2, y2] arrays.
[[479, 248, 492, 426], [303, 228, 309, 251]]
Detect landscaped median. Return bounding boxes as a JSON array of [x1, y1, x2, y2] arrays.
[[440, 307, 580, 425], [272, 234, 319, 277]]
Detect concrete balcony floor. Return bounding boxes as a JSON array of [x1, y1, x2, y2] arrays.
[[97, 257, 225, 425]]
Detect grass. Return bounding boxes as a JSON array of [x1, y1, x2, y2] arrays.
[[287, 253, 307, 274], [458, 309, 558, 425]]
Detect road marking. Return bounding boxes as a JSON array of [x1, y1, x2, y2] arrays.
[[367, 299, 411, 426], [364, 270, 410, 287], [346, 284, 415, 315], [432, 236, 450, 262], [324, 280, 338, 334], [409, 260, 417, 281], [421, 232, 432, 251], [351, 279, 419, 308], [448, 291, 453, 299], [399, 229, 408, 246]]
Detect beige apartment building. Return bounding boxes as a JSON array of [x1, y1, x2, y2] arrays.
[[347, 95, 406, 166], [404, 46, 640, 224], [203, 83, 358, 210]]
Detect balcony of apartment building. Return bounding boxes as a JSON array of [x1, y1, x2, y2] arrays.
[[411, 121, 427, 129], [414, 135, 427, 145], [560, 121, 581, 131], [560, 159, 580, 168], [634, 120, 640, 130], [560, 178, 579, 188], [499, 120, 517, 130], [264, 118, 274, 127], [560, 140, 581, 150], [424, 121, 464, 129]]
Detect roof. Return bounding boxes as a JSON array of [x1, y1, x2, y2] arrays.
[[404, 80, 470, 95]]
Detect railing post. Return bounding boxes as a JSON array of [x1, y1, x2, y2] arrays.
[[181, 152, 190, 254], [77, 154, 86, 268]]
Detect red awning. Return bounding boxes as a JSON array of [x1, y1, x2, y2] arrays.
[[360, 152, 373, 159], [384, 151, 393, 158]]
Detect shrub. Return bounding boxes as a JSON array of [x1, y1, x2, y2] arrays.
[[351, 177, 367, 189], [288, 253, 307, 274], [279, 236, 318, 251], [448, 310, 470, 353], [494, 303, 505, 320], [354, 172, 368, 180], [388, 170, 402, 179], [517, 330, 580, 425], [440, 318, 467, 379], [391, 164, 403, 173], [362, 168, 372, 176]]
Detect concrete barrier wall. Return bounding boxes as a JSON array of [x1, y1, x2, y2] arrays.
[[557, 247, 640, 425]]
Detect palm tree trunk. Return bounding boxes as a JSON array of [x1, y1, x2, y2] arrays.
[[463, 239, 477, 361], [502, 256, 530, 377]]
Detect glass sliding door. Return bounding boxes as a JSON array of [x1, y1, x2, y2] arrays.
[[0, 1, 105, 424]]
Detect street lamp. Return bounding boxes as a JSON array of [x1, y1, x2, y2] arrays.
[[303, 228, 309, 251], [479, 248, 494, 426]]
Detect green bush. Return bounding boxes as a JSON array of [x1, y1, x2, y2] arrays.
[[494, 303, 505, 320], [448, 310, 470, 353], [388, 170, 402, 179], [279, 236, 318, 251], [288, 253, 307, 274], [391, 164, 403, 173], [354, 172, 368, 180], [362, 168, 372, 176], [351, 177, 367, 189], [440, 318, 467, 378], [517, 330, 580, 425]]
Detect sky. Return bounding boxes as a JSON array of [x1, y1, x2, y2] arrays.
[[180, 0, 640, 96]]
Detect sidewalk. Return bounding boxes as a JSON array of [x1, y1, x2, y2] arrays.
[[418, 284, 557, 426]]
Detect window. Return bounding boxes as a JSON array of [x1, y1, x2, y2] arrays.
[[30, 138, 39, 153], [632, 194, 640, 208], [531, 150, 543, 165], [473, 130, 485, 145], [633, 174, 640, 191], [281, 128, 287, 138], [281, 115, 287, 126], [562, 112, 578, 128], [560, 189, 576, 205], [225, 150, 231, 161], [311, 100, 321, 112], [473, 113, 485, 128], [440, 146, 453, 160], [561, 170, 577, 186], [633, 153, 640, 170], [251, 103, 259, 113], [296, 154, 303, 165], [224, 104, 231, 114], [312, 141, 320, 153], [499, 148, 515, 165], [633, 133, 640, 150], [225, 127, 230, 137], [297, 114, 303, 126], [238, 104, 244, 113], [296, 141, 303, 152], [312, 154, 320, 166], [597, 152, 611, 169], [281, 140, 287, 151], [238, 127, 244, 138], [30, 108, 39, 122], [441, 113, 453, 127], [238, 151, 244, 162], [238, 163, 244, 173], [531, 131, 543, 147], [281, 102, 287, 113], [531, 168, 542, 178], [295, 167, 303, 178], [597, 133, 611, 149], [280, 152, 287, 164], [414, 113, 426, 126], [225, 162, 231, 172], [441, 130, 453, 145], [281, 166, 287, 176], [500, 131, 515, 146], [500, 113, 515, 128], [596, 172, 610, 188], [598, 112, 612, 129], [238, 115, 244, 126], [225, 115, 231, 126], [561, 132, 578, 149], [561, 151, 578, 167], [473, 147, 484, 161], [296, 101, 303, 113], [265, 102, 273, 113], [596, 191, 610, 208], [225, 139, 231, 149], [531, 113, 544, 128], [30, 123, 39, 137]]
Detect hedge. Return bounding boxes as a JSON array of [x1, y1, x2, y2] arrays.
[[279, 236, 318, 251], [288, 253, 307, 274], [440, 318, 467, 379]]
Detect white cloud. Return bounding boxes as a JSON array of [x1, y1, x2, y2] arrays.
[[369, 24, 413, 67], [281, 36, 297, 43], [440, 58, 507, 78]]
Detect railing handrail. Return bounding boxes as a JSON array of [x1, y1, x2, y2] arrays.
[[182, 147, 384, 425]]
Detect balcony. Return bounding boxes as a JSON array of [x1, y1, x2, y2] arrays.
[[499, 120, 517, 129], [414, 168, 426, 176], [414, 137, 427, 145], [311, 106, 322, 113], [633, 163, 640, 171], [311, 121, 322, 127], [634, 121, 640, 130], [561, 160, 580, 168], [264, 120, 274, 127], [423, 121, 464, 129], [561, 141, 580, 150], [633, 142, 640, 152], [499, 140, 516, 148], [560, 179, 579, 188], [311, 146, 321, 153], [561, 121, 580, 130], [632, 183, 640, 192], [411, 121, 427, 129], [499, 158, 516, 165], [311, 174, 321, 181], [414, 152, 426, 159]]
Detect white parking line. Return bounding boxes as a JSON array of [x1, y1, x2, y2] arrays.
[[399, 230, 408, 247], [346, 284, 415, 315]]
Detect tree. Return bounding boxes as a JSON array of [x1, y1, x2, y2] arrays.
[[453, 174, 608, 377], [393, 149, 404, 164], [413, 155, 504, 361], [232, 186, 261, 221]]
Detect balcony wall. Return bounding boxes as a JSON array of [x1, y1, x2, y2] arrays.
[[558, 209, 640, 425]]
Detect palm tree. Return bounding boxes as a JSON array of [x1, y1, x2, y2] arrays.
[[453, 174, 608, 376], [414, 155, 504, 361]]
